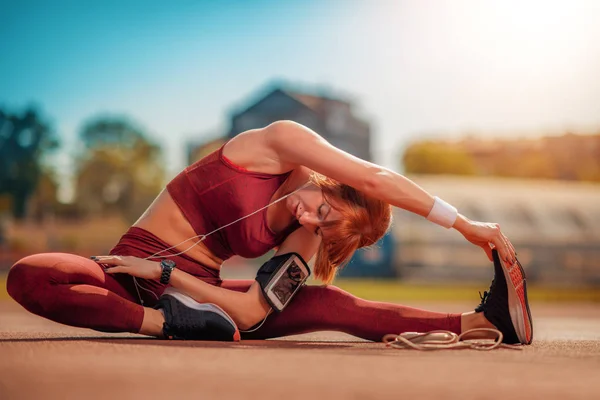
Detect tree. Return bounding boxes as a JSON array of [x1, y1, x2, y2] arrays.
[[402, 133, 600, 182], [0, 107, 60, 219], [403, 141, 477, 175], [28, 167, 65, 222], [73, 116, 165, 223]]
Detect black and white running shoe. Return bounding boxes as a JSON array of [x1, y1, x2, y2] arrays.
[[475, 250, 533, 345], [154, 288, 240, 341]]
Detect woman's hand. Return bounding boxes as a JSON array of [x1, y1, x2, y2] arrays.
[[453, 215, 517, 264], [91, 255, 162, 280]]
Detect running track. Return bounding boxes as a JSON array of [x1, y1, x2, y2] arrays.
[[1, 301, 599, 399]]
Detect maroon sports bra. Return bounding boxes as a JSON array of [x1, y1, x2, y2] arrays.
[[166, 144, 300, 260]]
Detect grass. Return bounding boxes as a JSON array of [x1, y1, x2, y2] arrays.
[[1, 274, 598, 303], [333, 279, 600, 303]]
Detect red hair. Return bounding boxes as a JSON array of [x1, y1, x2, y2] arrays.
[[310, 174, 393, 284]]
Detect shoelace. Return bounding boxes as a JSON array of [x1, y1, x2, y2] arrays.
[[382, 329, 522, 351], [476, 290, 490, 312]]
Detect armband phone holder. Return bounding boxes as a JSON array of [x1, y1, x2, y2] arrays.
[[255, 252, 311, 313]]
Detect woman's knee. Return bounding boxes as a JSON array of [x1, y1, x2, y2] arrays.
[[6, 253, 68, 304]]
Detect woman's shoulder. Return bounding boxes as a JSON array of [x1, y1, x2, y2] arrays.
[[222, 127, 295, 175]]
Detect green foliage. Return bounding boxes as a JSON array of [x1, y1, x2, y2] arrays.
[[0, 107, 60, 219], [403, 134, 600, 182], [74, 116, 165, 223], [333, 279, 600, 302], [403, 141, 477, 175], [28, 168, 62, 221]]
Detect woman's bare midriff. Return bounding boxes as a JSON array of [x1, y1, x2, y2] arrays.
[[132, 189, 224, 271]]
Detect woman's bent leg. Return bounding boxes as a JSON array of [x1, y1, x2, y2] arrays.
[[221, 280, 462, 341], [6, 253, 144, 333]]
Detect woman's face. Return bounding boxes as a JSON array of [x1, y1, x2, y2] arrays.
[[285, 184, 341, 237]]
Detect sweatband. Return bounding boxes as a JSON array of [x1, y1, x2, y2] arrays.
[[426, 196, 458, 229]]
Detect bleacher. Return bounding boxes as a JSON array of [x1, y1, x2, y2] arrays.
[[391, 176, 600, 286]]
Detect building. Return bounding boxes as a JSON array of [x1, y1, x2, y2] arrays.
[[188, 83, 372, 164]]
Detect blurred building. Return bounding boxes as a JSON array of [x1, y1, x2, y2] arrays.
[[188, 83, 372, 164], [392, 175, 600, 286]]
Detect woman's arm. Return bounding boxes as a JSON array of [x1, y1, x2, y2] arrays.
[[265, 120, 435, 217], [169, 270, 270, 330], [169, 227, 320, 329], [264, 120, 516, 263]]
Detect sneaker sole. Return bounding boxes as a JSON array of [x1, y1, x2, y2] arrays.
[[163, 288, 241, 342], [497, 255, 533, 344]]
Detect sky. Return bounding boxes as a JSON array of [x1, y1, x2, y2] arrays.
[[2, 0, 600, 200]]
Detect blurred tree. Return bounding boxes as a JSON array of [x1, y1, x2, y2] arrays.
[[29, 167, 61, 222], [490, 150, 558, 180], [73, 116, 165, 223], [403, 133, 600, 182], [0, 107, 60, 219], [575, 159, 600, 182], [403, 141, 477, 175]]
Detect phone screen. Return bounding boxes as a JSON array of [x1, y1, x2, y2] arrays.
[[271, 260, 305, 306]]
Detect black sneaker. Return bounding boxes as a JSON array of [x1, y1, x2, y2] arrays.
[[475, 249, 533, 344], [154, 288, 240, 341]]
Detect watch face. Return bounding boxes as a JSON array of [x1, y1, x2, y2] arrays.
[[162, 259, 176, 268]]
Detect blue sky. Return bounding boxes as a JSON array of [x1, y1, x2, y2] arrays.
[[2, 0, 600, 200]]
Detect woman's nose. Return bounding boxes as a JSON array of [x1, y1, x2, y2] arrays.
[[298, 211, 308, 224], [298, 212, 317, 226]]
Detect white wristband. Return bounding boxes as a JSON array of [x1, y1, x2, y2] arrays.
[[427, 196, 458, 229]]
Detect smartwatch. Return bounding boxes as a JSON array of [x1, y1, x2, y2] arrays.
[[159, 259, 177, 284]]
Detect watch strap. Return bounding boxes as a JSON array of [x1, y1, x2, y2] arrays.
[[160, 260, 176, 284]]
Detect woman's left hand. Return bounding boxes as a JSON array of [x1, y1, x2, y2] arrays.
[[454, 217, 516, 264], [91, 255, 162, 280]]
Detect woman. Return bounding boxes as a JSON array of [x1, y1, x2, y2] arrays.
[[6, 120, 532, 344]]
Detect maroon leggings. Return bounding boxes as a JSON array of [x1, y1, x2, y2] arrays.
[[5, 228, 462, 341], [6, 254, 462, 341]]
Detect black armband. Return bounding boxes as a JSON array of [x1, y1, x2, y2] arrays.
[[255, 253, 311, 313]]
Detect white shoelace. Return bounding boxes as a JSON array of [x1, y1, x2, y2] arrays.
[[382, 328, 523, 351]]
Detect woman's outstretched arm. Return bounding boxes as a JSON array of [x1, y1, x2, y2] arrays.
[[265, 120, 436, 216], [263, 120, 516, 264]]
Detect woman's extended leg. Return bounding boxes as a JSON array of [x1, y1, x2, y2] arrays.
[[6, 253, 145, 333], [221, 280, 463, 341]]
